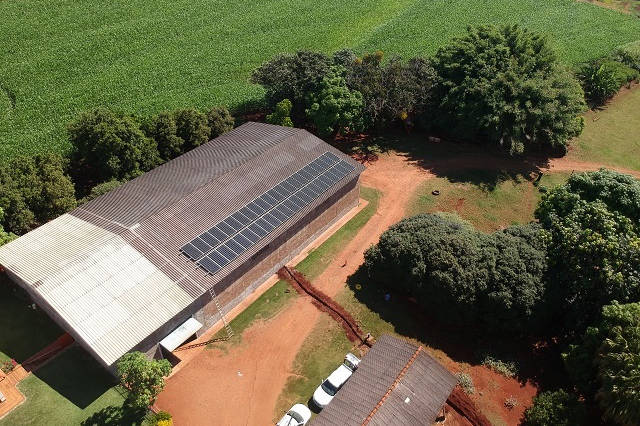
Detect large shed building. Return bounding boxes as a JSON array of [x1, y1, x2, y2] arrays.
[[0, 122, 364, 369]]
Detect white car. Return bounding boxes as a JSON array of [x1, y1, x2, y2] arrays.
[[276, 403, 312, 426], [312, 353, 360, 409]]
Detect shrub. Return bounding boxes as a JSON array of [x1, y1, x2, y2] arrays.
[[0, 359, 17, 374], [579, 59, 639, 104], [364, 214, 547, 334], [143, 112, 184, 161], [522, 390, 587, 426], [613, 40, 640, 72], [206, 106, 234, 138], [266, 99, 294, 127], [456, 372, 475, 394], [146, 410, 172, 426], [251, 50, 332, 117], [173, 109, 210, 151], [68, 108, 161, 183], [0, 154, 76, 234], [481, 356, 518, 378], [306, 67, 364, 138], [79, 180, 123, 204], [0, 208, 17, 246], [432, 25, 585, 154]]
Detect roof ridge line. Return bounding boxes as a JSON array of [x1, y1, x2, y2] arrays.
[[361, 345, 423, 426]]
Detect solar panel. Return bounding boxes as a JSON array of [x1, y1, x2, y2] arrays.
[[181, 151, 357, 272]]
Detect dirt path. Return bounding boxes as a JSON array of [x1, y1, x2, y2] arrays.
[[156, 153, 430, 426]]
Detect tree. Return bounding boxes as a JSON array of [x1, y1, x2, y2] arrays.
[[579, 59, 638, 105], [68, 108, 161, 183], [0, 154, 76, 234], [306, 67, 364, 138], [266, 99, 294, 127], [536, 170, 640, 332], [363, 214, 546, 333], [563, 302, 640, 425], [0, 207, 17, 246], [345, 52, 437, 128], [432, 25, 586, 154], [522, 389, 587, 426], [143, 112, 184, 161], [251, 50, 332, 117], [206, 106, 234, 138], [117, 352, 171, 410], [173, 109, 210, 151]]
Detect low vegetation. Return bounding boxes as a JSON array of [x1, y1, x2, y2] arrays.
[[455, 372, 475, 394], [481, 356, 518, 379], [522, 389, 587, 426]]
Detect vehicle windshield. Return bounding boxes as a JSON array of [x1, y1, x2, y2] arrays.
[[321, 380, 338, 396]]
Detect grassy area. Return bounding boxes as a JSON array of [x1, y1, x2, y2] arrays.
[[274, 315, 353, 421], [0, 346, 129, 426], [408, 171, 571, 232], [210, 186, 381, 345], [568, 85, 640, 171], [296, 186, 381, 280], [2, 0, 639, 160], [0, 282, 63, 363]]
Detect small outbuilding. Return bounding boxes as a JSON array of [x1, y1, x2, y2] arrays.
[[312, 334, 457, 426], [0, 122, 364, 370]]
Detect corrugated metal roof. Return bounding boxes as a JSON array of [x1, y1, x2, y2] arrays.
[[312, 335, 457, 426], [0, 123, 364, 367]]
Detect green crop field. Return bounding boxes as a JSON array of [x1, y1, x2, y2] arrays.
[[1, 0, 639, 160]]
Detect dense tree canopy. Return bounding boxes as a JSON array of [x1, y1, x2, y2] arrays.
[[0, 154, 76, 234], [143, 112, 183, 161], [79, 180, 123, 204], [345, 51, 436, 128], [251, 50, 333, 118], [536, 170, 640, 332], [206, 106, 234, 138], [68, 108, 160, 182], [363, 214, 547, 333], [0, 207, 16, 246], [266, 99, 294, 127], [306, 67, 364, 138], [522, 389, 587, 426], [564, 302, 640, 426], [432, 25, 586, 154], [173, 109, 210, 152], [117, 352, 171, 410]]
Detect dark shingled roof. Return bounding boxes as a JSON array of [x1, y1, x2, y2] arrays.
[[312, 335, 457, 426]]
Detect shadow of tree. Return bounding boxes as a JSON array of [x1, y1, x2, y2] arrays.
[[346, 265, 571, 390], [81, 403, 144, 426]]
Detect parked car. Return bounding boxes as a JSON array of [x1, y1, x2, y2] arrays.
[[312, 353, 360, 409], [276, 403, 312, 426]]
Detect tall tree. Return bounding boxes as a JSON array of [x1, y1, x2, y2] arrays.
[[117, 352, 172, 410], [432, 25, 586, 154]]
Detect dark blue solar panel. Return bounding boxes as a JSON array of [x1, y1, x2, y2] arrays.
[[240, 206, 258, 221], [226, 239, 245, 255], [200, 232, 220, 247], [249, 222, 268, 237], [198, 256, 221, 274], [217, 222, 235, 236], [181, 152, 357, 269], [254, 197, 271, 210], [191, 237, 211, 253], [240, 228, 260, 243], [208, 226, 227, 241], [232, 211, 252, 226], [234, 234, 253, 250], [256, 217, 274, 232], [224, 216, 244, 232], [218, 245, 237, 262], [208, 251, 229, 268], [181, 243, 203, 260]]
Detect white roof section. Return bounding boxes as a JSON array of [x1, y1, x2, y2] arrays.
[[0, 214, 193, 366], [159, 317, 202, 352]]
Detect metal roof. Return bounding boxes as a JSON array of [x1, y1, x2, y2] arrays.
[[0, 122, 364, 367], [312, 335, 457, 426]]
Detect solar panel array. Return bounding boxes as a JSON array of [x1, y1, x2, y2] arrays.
[[181, 152, 356, 275]]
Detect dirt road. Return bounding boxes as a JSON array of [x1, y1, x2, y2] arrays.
[[156, 152, 430, 426]]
